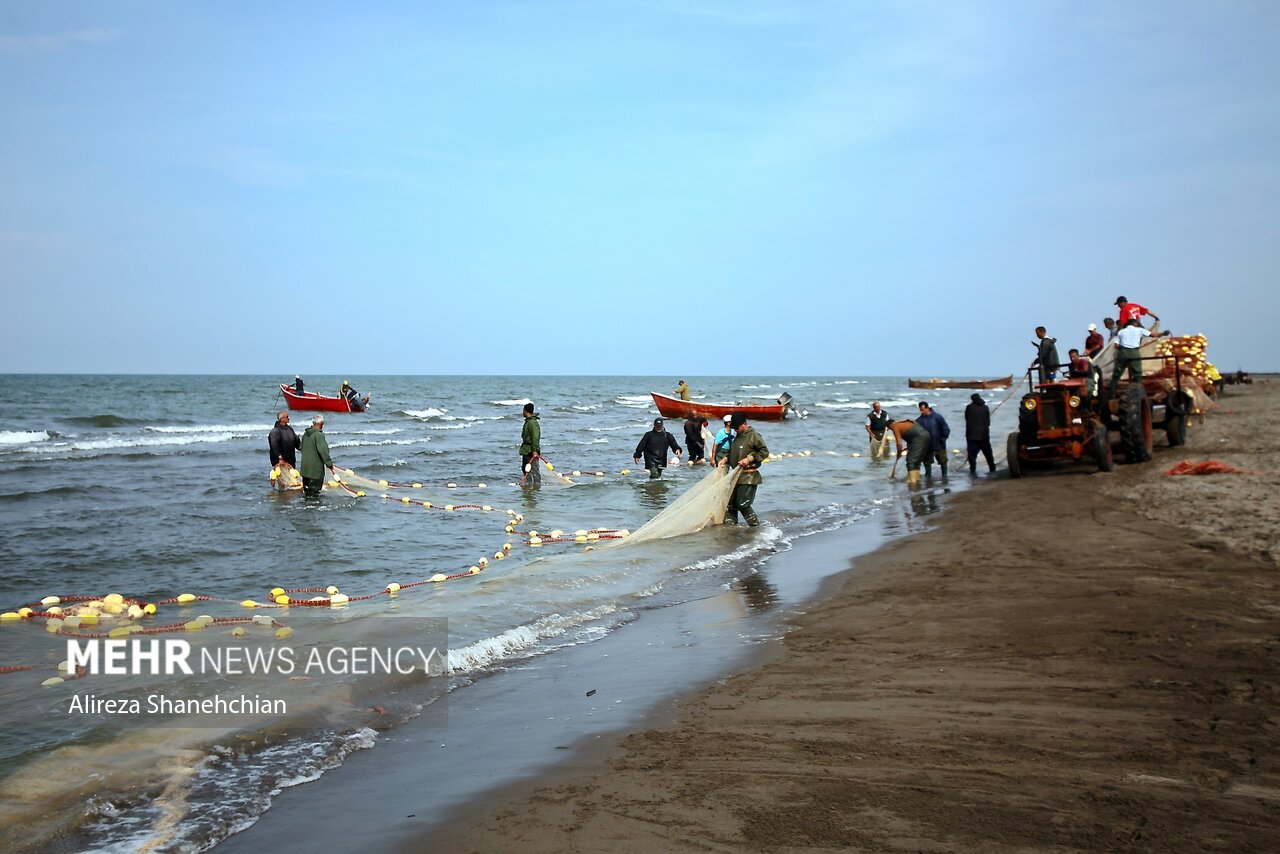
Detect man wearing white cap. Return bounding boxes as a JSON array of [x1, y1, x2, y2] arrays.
[[1084, 324, 1104, 358], [710, 414, 734, 467]]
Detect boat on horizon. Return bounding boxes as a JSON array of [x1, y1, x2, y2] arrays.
[[650, 391, 791, 421], [280, 383, 371, 413], [907, 375, 1014, 390]]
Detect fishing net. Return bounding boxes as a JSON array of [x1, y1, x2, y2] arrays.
[[270, 464, 303, 491], [605, 465, 741, 549]]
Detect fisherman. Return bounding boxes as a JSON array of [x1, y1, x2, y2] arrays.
[[1115, 296, 1160, 329], [674, 380, 691, 401], [683, 415, 707, 464], [267, 410, 301, 469], [726, 412, 769, 527], [299, 415, 336, 497], [293, 375, 305, 395], [1084, 324, 1104, 358], [1109, 318, 1170, 396], [634, 418, 682, 479], [520, 402, 541, 486], [865, 401, 891, 459], [1067, 347, 1095, 396], [888, 418, 931, 487], [1031, 326, 1060, 384], [1103, 316, 1118, 343], [340, 379, 355, 400], [710, 414, 734, 467], [916, 402, 951, 478], [963, 394, 995, 475]]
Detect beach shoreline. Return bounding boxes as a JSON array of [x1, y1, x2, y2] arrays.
[[427, 381, 1280, 852]]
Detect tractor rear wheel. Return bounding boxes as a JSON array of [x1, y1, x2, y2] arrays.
[[1118, 385, 1153, 464], [1093, 423, 1114, 472], [1007, 431, 1023, 479], [1166, 412, 1188, 447]]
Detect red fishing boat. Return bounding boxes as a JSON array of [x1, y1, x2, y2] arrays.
[[650, 392, 793, 422], [280, 384, 370, 413]]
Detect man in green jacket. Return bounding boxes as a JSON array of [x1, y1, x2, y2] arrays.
[[724, 412, 769, 527], [520, 402, 541, 486], [299, 414, 336, 496]]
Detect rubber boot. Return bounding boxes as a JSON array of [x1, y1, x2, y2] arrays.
[[744, 510, 759, 527], [940, 460, 948, 478], [906, 470, 920, 486]]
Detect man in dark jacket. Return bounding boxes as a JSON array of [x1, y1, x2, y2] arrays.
[[726, 412, 769, 526], [299, 415, 336, 497], [1032, 326, 1060, 384], [634, 418, 682, 479], [963, 394, 995, 475], [268, 410, 301, 469], [520, 403, 541, 486], [683, 415, 706, 464], [915, 402, 951, 478]]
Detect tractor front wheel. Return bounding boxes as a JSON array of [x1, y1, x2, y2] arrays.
[[1007, 432, 1023, 479], [1093, 423, 1114, 472]]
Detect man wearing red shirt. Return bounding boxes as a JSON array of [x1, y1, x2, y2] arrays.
[[1084, 323, 1104, 357], [1115, 296, 1160, 328]]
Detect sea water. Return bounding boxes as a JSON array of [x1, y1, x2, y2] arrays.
[[0, 374, 1019, 850]]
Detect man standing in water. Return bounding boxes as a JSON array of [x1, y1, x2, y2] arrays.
[[520, 402, 541, 486], [916, 402, 951, 478], [634, 418, 682, 478], [268, 410, 300, 469], [683, 415, 707, 464], [299, 415, 336, 497], [865, 401, 891, 459], [889, 417, 931, 487], [710, 414, 734, 467], [726, 412, 769, 526], [963, 394, 996, 475]]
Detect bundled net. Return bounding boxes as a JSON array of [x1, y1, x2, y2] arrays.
[[1091, 328, 1218, 411], [605, 466, 742, 549]]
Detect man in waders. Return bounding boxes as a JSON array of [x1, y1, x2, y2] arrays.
[[888, 418, 931, 487], [520, 402, 541, 486], [299, 415, 336, 497], [710, 414, 734, 467], [865, 401, 891, 459], [726, 412, 769, 526]]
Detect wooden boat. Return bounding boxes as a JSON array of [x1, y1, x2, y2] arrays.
[[907, 375, 1013, 390], [650, 392, 788, 421], [280, 384, 370, 413]]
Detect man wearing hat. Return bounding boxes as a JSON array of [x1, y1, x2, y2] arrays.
[[1084, 324, 1104, 358], [710, 414, 734, 467], [634, 418, 682, 478], [1114, 296, 1159, 329], [725, 412, 769, 526], [293, 375, 305, 395], [963, 394, 995, 475]]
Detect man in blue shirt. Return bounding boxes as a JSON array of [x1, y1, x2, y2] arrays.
[[915, 401, 951, 478], [710, 415, 734, 467]]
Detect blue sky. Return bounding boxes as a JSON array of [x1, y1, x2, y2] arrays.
[[2, 1, 1277, 375]]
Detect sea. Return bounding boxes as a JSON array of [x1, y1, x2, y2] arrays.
[[0, 374, 1021, 851]]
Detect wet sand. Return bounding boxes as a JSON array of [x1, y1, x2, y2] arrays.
[[430, 381, 1280, 852]]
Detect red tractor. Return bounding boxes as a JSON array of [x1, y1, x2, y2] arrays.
[[1008, 374, 1197, 478]]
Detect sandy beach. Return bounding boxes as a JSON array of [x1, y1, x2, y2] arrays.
[[430, 380, 1280, 852]]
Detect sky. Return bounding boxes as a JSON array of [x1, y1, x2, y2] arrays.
[[2, 1, 1277, 376]]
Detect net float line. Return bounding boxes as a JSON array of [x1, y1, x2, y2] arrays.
[[329, 476, 507, 514], [333, 467, 492, 490]]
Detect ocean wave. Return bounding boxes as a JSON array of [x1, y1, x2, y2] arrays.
[[824, 380, 864, 385], [338, 428, 402, 435], [586, 425, 628, 432], [427, 423, 470, 430], [570, 404, 599, 412], [65, 414, 147, 428], [490, 398, 532, 407], [740, 384, 772, 389], [447, 605, 619, 673], [613, 395, 651, 408], [400, 408, 448, 419], [568, 437, 609, 445], [0, 430, 51, 446]]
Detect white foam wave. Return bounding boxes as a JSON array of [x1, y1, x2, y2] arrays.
[[490, 398, 532, 407], [825, 380, 864, 385], [571, 405, 599, 412], [23, 433, 239, 453], [145, 423, 265, 434], [740, 384, 772, 389], [427, 423, 470, 430], [339, 428, 401, 436], [569, 437, 609, 445], [587, 425, 628, 432], [0, 430, 50, 446], [447, 605, 618, 673], [813, 401, 866, 410], [329, 438, 432, 449], [404, 408, 447, 419]]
